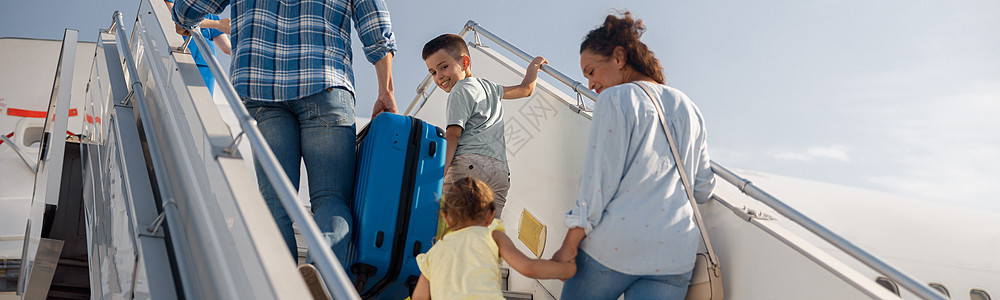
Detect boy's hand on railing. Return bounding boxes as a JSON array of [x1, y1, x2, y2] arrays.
[[527, 56, 548, 74]]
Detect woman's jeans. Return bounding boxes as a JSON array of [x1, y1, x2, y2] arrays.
[[561, 250, 693, 300], [243, 87, 356, 267]]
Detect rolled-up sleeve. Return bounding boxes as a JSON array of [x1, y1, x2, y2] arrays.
[[692, 112, 716, 204], [171, 0, 229, 30], [565, 92, 629, 234], [352, 0, 397, 64]]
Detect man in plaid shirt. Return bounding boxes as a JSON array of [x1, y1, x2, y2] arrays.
[[172, 0, 397, 269]]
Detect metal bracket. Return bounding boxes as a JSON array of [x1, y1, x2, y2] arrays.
[[120, 82, 141, 106], [473, 31, 482, 46], [732, 206, 776, 222], [221, 131, 245, 157], [575, 92, 592, 113], [145, 210, 167, 237], [174, 36, 192, 54]]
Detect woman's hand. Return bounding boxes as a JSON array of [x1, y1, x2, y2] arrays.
[[551, 245, 577, 264]]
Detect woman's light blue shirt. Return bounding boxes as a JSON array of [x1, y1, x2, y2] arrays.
[[565, 82, 716, 275]]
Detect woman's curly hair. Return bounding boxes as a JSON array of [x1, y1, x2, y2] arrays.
[[581, 11, 665, 84]]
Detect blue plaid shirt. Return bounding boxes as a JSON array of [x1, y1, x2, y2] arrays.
[[172, 0, 397, 101]]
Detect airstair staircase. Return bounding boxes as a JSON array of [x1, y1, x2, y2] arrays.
[[6, 0, 953, 299]]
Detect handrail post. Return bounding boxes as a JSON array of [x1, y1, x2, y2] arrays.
[[186, 26, 360, 300], [710, 162, 947, 300]]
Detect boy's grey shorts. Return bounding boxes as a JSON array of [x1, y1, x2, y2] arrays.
[[442, 153, 510, 218]]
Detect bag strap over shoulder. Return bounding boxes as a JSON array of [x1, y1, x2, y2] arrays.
[[633, 82, 720, 267]]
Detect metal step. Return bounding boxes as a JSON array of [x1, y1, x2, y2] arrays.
[[293, 222, 309, 265], [503, 290, 533, 300], [500, 267, 533, 300]]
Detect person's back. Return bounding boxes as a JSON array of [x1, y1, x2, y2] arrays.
[[447, 76, 507, 164], [417, 219, 506, 299], [554, 11, 716, 300], [172, 0, 399, 270], [173, 0, 397, 104], [412, 177, 574, 300], [574, 82, 710, 275]]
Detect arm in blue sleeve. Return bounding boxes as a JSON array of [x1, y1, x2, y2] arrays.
[[172, 0, 230, 30], [352, 0, 398, 64], [565, 91, 629, 234]]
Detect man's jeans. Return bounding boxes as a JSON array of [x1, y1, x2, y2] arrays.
[[561, 250, 693, 299], [243, 87, 355, 267]]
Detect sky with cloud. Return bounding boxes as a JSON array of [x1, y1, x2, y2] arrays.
[[2, 0, 997, 212]]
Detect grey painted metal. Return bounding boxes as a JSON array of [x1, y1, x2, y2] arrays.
[[117, 1, 319, 297], [710, 162, 947, 300], [20, 239, 64, 299], [708, 195, 900, 299], [133, 10, 243, 297], [108, 102, 180, 299], [83, 32, 123, 299], [110, 11, 196, 299], [187, 27, 361, 300], [19, 28, 78, 297], [0, 134, 37, 172]]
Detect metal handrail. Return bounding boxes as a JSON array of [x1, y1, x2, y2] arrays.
[[110, 11, 196, 299], [404, 20, 597, 116], [711, 162, 947, 300], [185, 25, 360, 300], [465, 21, 597, 102]]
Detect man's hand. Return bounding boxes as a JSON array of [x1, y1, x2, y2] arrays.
[[371, 91, 397, 119], [372, 52, 396, 119], [175, 23, 190, 36]]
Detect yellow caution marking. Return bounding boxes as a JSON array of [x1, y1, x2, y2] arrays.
[[518, 209, 546, 258]]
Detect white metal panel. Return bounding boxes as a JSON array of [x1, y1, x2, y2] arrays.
[[0, 37, 94, 260]]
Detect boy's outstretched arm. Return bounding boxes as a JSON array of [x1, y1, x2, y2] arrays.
[[412, 275, 431, 300], [444, 125, 462, 176], [502, 56, 548, 99], [493, 231, 576, 279]]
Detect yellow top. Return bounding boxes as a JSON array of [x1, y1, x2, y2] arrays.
[[416, 219, 506, 300]]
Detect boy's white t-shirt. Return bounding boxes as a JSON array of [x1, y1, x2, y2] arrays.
[[446, 77, 507, 163]]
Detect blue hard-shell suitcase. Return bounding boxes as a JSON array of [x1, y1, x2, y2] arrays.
[[348, 112, 445, 299]]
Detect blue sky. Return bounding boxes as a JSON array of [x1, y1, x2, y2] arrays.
[[2, 0, 998, 211]]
